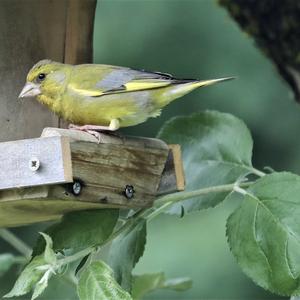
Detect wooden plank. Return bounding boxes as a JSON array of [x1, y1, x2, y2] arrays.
[[64, 0, 97, 64], [0, 129, 186, 227], [0, 186, 112, 227], [0, 136, 72, 190], [157, 145, 185, 195], [42, 128, 170, 206], [43, 127, 186, 195], [169, 144, 185, 191], [49, 184, 151, 208], [70, 141, 168, 205]]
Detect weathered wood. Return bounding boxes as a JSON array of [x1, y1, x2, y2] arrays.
[[0, 129, 186, 227], [64, 0, 97, 64], [0, 136, 72, 190], [42, 128, 170, 207], [169, 144, 185, 191], [0, 186, 105, 227], [158, 145, 185, 195], [43, 127, 185, 194], [0, 0, 96, 142]]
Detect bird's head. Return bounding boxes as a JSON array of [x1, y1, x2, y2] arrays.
[[19, 59, 69, 104]]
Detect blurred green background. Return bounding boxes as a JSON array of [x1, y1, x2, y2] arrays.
[[2, 0, 300, 299]]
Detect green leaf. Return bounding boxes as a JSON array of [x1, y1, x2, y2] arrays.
[[33, 209, 119, 255], [77, 261, 132, 300], [157, 111, 254, 214], [132, 272, 192, 300], [4, 255, 46, 298], [5, 233, 57, 299], [108, 220, 146, 291], [39, 232, 56, 264], [31, 279, 48, 300], [0, 254, 25, 277], [227, 172, 300, 296]]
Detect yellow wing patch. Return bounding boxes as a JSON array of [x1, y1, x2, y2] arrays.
[[124, 79, 171, 91], [68, 79, 172, 97]]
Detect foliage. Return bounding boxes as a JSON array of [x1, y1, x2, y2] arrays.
[[108, 220, 147, 291], [33, 209, 119, 255], [132, 272, 192, 300], [157, 110, 256, 214], [2, 110, 300, 299], [227, 172, 300, 296], [77, 261, 132, 300]]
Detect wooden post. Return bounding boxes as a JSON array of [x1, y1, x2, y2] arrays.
[[0, 0, 96, 142]]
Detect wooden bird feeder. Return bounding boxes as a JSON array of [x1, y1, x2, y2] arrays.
[[0, 128, 185, 227], [0, 1, 185, 227]]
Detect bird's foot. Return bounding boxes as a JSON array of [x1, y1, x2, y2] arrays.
[[68, 124, 122, 143], [86, 130, 103, 143]]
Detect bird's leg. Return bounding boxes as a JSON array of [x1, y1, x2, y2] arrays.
[[68, 119, 120, 142]]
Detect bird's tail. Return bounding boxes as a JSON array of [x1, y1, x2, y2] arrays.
[[190, 77, 235, 88], [157, 76, 235, 107]]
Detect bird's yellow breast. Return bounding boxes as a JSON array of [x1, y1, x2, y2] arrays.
[[59, 91, 151, 127]]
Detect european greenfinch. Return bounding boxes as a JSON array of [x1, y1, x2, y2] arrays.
[[19, 60, 232, 134]]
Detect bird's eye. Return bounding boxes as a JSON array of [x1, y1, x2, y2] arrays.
[[37, 73, 46, 81]]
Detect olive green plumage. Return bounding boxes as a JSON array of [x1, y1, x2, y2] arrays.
[[19, 59, 232, 130]]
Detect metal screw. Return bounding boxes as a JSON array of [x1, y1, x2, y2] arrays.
[[29, 157, 40, 171], [124, 185, 135, 199], [72, 181, 82, 195]]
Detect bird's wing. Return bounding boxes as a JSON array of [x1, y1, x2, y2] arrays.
[[68, 64, 179, 97]]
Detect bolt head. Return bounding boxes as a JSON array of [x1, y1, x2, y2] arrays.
[[124, 185, 135, 199], [29, 157, 40, 172], [72, 181, 82, 195]]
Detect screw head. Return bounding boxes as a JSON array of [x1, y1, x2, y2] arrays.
[[72, 181, 82, 195], [29, 157, 40, 172], [124, 185, 135, 199]]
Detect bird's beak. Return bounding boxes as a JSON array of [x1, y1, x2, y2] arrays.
[[18, 82, 41, 99]]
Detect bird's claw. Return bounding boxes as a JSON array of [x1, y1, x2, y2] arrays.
[[68, 124, 102, 143], [86, 130, 102, 143]]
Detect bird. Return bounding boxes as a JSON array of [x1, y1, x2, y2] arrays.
[[19, 59, 233, 139]]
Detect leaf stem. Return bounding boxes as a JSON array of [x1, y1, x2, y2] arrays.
[[0, 229, 32, 259], [58, 246, 94, 266], [153, 182, 253, 207], [250, 167, 266, 177], [145, 201, 173, 221]]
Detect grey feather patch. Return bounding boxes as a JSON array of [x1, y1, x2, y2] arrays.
[[95, 70, 135, 91], [95, 68, 175, 92]]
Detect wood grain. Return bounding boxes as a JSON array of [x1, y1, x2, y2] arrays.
[[42, 128, 170, 207], [0, 129, 186, 227], [157, 145, 185, 195], [169, 144, 185, 191], [43, 128, 185, 195], [0, 0, 96, 142], [0, 136, 72, 190], [64, 0, 97, 64]]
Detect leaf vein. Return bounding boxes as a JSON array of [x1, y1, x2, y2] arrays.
[[253, 202, 272, 272], [285, 238, 296, 279]]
